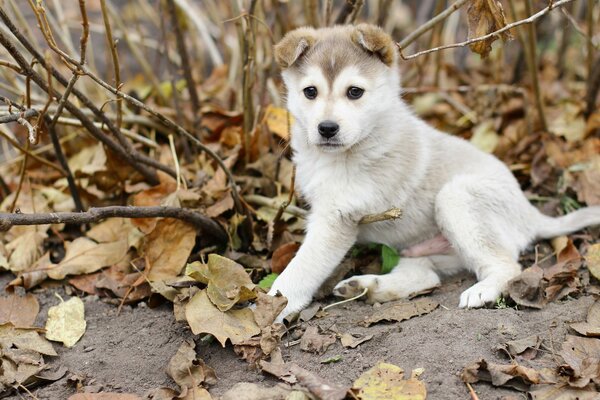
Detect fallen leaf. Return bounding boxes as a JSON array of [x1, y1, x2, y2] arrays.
[[47, 237, 128, 280], [529, 383, 600, 400], [264, 105, 293, 140], [0, 293, 39, 326], [185, 290, 260, 346], [467, 0, 511, 57], [271, 242, 300, 274], [221, 382, 293, 400], [574, 156, 600, 205], [253, 292, 287, 329], [362, 299, 439, 327], [45, 296, 86, 347], [5, 228, 47, 272], [341, 333, 374, 349], [352, 362, 426, 400], [0, 323, 56, 356], [166, 340, 217, 395], [571, 301, 600, 337], [461, 359, 541, 391], [559, 335, 600, 388], [585, 243, 600, 281], [7, 252, 53, 290], [68, 394, 142, 400], [497, 335, 542, 360], [143, 218, 196, 282], [68, 273, 101, 295], [300, 326, 336, 354], [289, 364, 348, 400], [130, 174, 178, 233], [470, 120, 499, 153], [204, 254, 256, 312]]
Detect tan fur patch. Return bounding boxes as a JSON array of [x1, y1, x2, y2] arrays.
[[274, 27, 317, 68], [350, 24, 396, 67]]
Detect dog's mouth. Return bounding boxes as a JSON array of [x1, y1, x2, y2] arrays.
[[317, 142, 345, 151]]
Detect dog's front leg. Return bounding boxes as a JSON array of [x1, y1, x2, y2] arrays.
[[268, 211, 358, 320]]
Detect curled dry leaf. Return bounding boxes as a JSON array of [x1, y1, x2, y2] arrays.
[[300, 326, 336, 354], [570, 301, 600, 337], [184, 290, 260, 347], [221, 382, 294, 400], [529, 383, 600, 400], [271, 242, 300, 274], [0, 293, 39, 326], [8, 252, 53, 290], [362, 298, 439, 327], [559, 335, 600, 388], [142, 218, 196, 282], [204, 254, 256, 312], [253, 292, 288, 329], [47, 237, 129, 280], [461, 359, 542, 391], [289, 363, 349, 400], [166, 339, 217, 396], [45, 296, 86, 348], [264, 105, 292, 140], [68, 394, 142, 400], [5, 228, 47, 272], [341, 333, 374, 349], [497, 335, 542, 360], [0, 323, 57, 356], [352, 362, 426, 400], [466, 0, 512, 57]]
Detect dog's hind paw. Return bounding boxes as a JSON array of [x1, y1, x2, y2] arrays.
[[333, 275, 379, 299], [459, 281, 502, 308]]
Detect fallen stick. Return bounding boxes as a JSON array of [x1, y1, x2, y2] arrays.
[[0, 206, 227, 242]]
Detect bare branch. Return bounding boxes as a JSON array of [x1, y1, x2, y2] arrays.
[[0, 206, 227, 242]]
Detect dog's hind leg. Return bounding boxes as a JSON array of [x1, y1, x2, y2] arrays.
[[435, 175, 524, 308], [332, 255, 451, 303]]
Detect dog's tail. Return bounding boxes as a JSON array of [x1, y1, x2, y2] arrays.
[[535, 206, 600, 239]]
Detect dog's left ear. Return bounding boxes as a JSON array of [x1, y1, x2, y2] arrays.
[[351, 24, 396, 67], [274, 27, 317, 69]]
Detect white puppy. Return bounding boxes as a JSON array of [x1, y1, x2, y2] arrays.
[[268, 24, 600, 320]]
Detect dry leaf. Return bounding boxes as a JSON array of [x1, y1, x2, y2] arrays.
[[352, 362, 426, 400], [289, 364, 348, 400], [271, 242, 300, 274], [529, 383, 600, 400], [253, 292, 288, 329], [5, 229, 47, 272], [467, 0, 512, 57], [221, 382, 293, 400], [0, 293, 39, 326], [586, 243, 600, 281], [461, 359, 541, 391], [0, 323, 57, 356], [497, 335, 542, 360], [362, 299, 438, 327], [300, 326, 336, 354], [45, 296, 86, 348], [559, 335, 600, 388], [166, 340, 217, 394], [570, 301, 600, 337], [264, 105, 293, 140], [204, 254, 256, 312], [131, 174, 178, 233], [47, 237, 128, 280], [341, 333, 374, 349], [68, 394, 142, 400], [574, 156, 600, 205], [184, 290, 260, 346], [143, 218, 196, 282]]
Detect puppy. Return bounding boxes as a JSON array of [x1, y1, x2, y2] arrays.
[[268, 24, 600, 320]]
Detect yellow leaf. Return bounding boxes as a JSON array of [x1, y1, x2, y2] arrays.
[[353, 362, 427, 400], [45, 297, 86, 348], [5, 228, 47, 272], [205, 254, 256, 311], [264, 105, 293, 140], [470, 120, 499, 153], [586, 243, 600, 281], [47, 237, 128, 280], [185, 290, 260, 347]]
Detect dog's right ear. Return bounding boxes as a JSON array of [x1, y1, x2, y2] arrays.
[[274, 27, 317, 69]]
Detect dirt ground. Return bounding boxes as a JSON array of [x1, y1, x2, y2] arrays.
[[1, 270, 595, 400]]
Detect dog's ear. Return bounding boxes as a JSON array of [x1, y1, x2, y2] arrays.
[[274, 27, 317, 69], [351, 24, 396, 66]]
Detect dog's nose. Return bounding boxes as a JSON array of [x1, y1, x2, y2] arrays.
[[318, 121, 339, 139]]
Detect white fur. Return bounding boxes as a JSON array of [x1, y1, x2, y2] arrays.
[[269, 38, 600, 321]]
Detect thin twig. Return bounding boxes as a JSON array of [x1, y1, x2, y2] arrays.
[[465, 382, 479, 400], [323, 288, 368, 311], [523, 0, 548, 131], [359, 207, 402, 225], [99, 0, 122, 129], [0, 206, 227, 242], [399, 0, 575, 60]]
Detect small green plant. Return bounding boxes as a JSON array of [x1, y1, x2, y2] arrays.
[[495, 296, 509, 309], [258, 273, 279, 289], [381, 244, 400, 274]]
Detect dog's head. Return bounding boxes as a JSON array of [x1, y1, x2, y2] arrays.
[[275, 24, 400, 153]]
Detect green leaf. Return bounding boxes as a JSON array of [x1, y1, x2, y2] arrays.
[[381, 244, 400, 274], [258, 273, 279, 289]]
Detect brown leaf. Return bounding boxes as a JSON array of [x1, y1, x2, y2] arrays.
[[341, 333, 374, 349], [221, 382, 294, 400], [68, 394, 142, 400], [142, 218, 196, 282], [529, 383, 600, 400], [47, 237, 129, 280], [5, 228, 47, 272], [571, 301, 600, 337], [205, 192, 234, 218], [259, 360, 298, 384], [300, 326, 336, 354], [68, 273, 101, 295], [166, 340, 217, 393], [8, 252, 52, 290], [461, 359, 541, 391], [467, 0, 512, 57], [352, 362, 427, 400], [0, 323, 56, 356], [498, 335, 542, 360], [253, 292, 288, 329], [184, 290, 260, 346], [574, 155, 600, 206], [585, 243, 600, 281], [362, 298, 438, 327], [0, 293, 39, 326], [271, 242, 300, 274], [289, 364, 348, 400], [204, 254, 256, 312], [560, 335, 600, 388], [131, 174, 178, 233]]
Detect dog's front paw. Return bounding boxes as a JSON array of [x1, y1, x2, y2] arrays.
[[459, 281, 502, 308], [268, 285, 312, 323], [333, 275, 378, 299]]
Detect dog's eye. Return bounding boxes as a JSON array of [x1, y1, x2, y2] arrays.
[[347, 86, 364, 100], [303, 86, 318, 100]]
